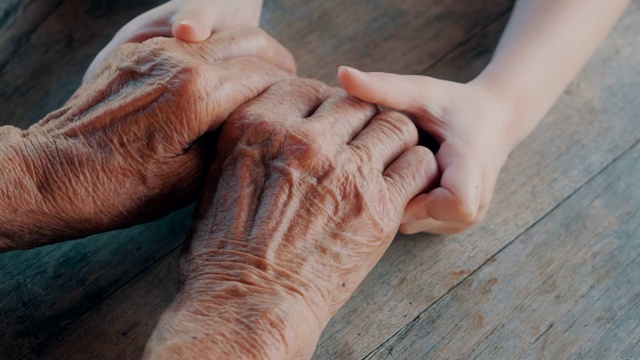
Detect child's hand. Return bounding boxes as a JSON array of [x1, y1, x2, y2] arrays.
[[84, 0, 263, 83], [339, 66, 513, 234]]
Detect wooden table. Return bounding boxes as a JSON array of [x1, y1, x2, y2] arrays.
[[1, 1, 639, 358]]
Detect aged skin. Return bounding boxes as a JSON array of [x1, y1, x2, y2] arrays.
[[0, 26, 295, 250], [145, 79, 439, 359]]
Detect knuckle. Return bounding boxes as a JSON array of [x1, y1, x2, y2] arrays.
[[139, 37, 163, 49], [350, 141, 375, 164], [287, 124, 330, 155], [375, 111, 418, 143], [109, 42, 148, 65], [281, 129, 325, 162], [414, 145, 438, 178], [113, 40, 191, 83], [414, 145, 436, 162], [333, 90, 377, 113], [229, 110, 282, 144], [163, 62, 207, 98], [112, 42, 139, 56], [415, 97, 443, 119], [138, 37, 176, 53], [347, 94, 377, 113], [328, 86, 348, 98], [286, 78, 332, 100]]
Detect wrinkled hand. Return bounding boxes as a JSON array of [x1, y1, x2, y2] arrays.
[[84, 0, 263, 82], [339, 66, 511, 234], [13, 27, 294, 248], [144, 79, 438, 358]]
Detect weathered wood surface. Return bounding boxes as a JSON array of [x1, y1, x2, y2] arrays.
[[0, 0, 63, 72], [1, 0, 639, 359], [0, 0, 168, 129], [366, 140, 640, 359]]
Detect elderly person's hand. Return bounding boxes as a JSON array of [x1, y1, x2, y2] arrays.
[[83, 0, 264, 83], [144, 79, 438, 359], [0, 26, 294, 250]]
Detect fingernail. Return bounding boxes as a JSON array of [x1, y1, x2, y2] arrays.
[[174, 19, 206, 41], [340, 66, 362, 75], [177, 19, 198, 28]]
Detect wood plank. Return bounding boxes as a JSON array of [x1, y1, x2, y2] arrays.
[[24, 249, 181, 360], [313, 1, 640, 357], [262, 0, 512, 84], [0, 207, 192, 359], [365, 139, 640, 359], [0, 0, 64, 72], [0, 0, 165, 129]]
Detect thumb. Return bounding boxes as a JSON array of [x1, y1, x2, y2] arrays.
[[337, 66, 447, 114], [404, 140, 483, 224], [172, 0, 222, 42]]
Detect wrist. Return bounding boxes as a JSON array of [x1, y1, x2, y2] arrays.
[[469, 69, 537, 153], [145, 278, 323, 359], [0, 126, 49, 250], [0, 121, 93, 250]]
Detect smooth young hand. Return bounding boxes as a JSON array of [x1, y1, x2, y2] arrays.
[[84, 0, 263, 82], [339, 66, 511, 234]]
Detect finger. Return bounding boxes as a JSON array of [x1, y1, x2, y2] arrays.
[[196, 58, 296, 133], [400, 174, 492, 235], [231, 78, 334, 122], [404, 140, 483, 223], [307, 92, 378, 143], [383, 146, 438, 210], [349, 111, 419, 171], [195, 26, 296, 74], [83, 4, 176, 83], [172, 0, 221, 42], [337, 66, 447, 115]]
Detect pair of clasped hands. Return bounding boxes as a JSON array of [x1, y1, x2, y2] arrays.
[[4, 1, 512, 358]]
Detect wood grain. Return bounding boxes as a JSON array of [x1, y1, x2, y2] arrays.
[[262, 0, 513, 84], [0, 0, 166, 128], [366, 139, 640, 359], [0, 207, 192, 359], [24, 249, 182, 360]]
